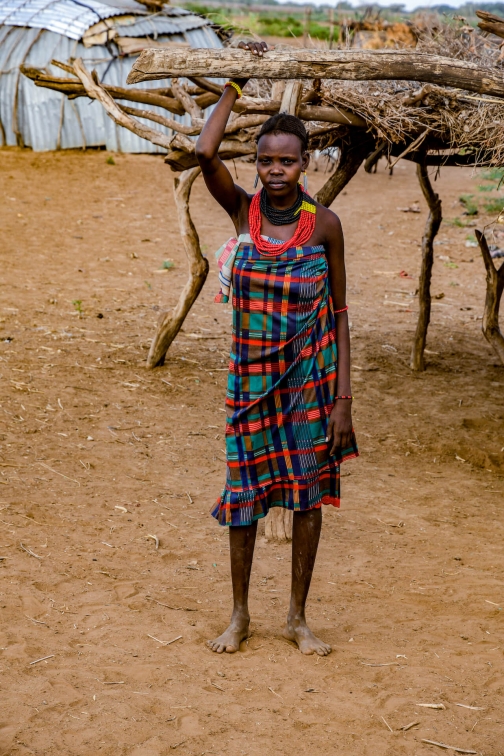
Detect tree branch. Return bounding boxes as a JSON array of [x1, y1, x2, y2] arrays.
[[118, 104, 203, 135], [315, 135, 374, 207]]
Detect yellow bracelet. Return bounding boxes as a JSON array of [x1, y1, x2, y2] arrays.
[[224, 81, 242, 99]]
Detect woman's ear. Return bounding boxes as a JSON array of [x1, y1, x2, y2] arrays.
[[302, 151, 310, 171]]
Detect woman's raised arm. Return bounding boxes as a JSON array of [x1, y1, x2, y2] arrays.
[[195, 40, 268, 226]]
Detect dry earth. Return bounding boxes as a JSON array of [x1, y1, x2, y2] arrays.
[[0, 148, 503, 756]]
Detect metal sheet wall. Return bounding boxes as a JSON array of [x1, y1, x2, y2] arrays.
[[0, 19, 222, 152]]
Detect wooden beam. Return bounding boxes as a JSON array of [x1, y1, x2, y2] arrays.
[[127, 48, 504, 99]]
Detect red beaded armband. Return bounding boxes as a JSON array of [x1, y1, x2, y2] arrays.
[[334, 305, 349, 314], [334, 395, 353, 400]]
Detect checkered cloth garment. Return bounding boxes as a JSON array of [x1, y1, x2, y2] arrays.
[[211, 235, 358, 526]]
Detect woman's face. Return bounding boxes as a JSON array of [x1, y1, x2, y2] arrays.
[[256, 132, 309, 199]]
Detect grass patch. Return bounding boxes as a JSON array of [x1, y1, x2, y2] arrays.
[[483, 198, 504, 214], [445, 217, 468, 227], [182, 4, 335, 40], [459, 194, 478, 216], [257, 15, 334, 40], [481, 167, 504, 182], [477, 184, 496, 192]]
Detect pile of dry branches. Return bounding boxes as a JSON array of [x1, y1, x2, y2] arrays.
[[21, 17, 504, 170]]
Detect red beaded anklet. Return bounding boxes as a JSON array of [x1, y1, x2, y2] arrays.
[[334, 395, 354, 400]]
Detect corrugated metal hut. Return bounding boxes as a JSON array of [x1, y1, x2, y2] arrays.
[[0, 0, 222, 152]]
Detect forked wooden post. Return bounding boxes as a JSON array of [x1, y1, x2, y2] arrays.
[[147, 167, 209, 368], [315, 133, 374, 207], [265, 80, 306, 544], [265, 507, 295, 543], [410, 157, 442, 371], [475, 229, 504, 365]]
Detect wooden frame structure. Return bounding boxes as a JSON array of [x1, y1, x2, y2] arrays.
[[22, 46, 504, 374]]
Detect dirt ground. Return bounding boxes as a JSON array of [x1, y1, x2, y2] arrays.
[[1, 148, 503, 756]]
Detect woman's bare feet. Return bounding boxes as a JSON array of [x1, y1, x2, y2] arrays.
[[283, 615, 331, 656], [207, 612, 250, 654]]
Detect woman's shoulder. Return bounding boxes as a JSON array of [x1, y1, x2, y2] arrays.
[[313, 201, 343, 239]]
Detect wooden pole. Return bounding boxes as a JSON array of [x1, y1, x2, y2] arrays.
[[475, 229, 504, 365], [329, 8, 335, 50], [410, 158, 442, 371], [303, 6, 312, 47], [263, 75, 308, 545], [279, 80, 303, 116], [147, 168, 209, 368], [127, 48, 504, 100], [265, 508, 294, 543]]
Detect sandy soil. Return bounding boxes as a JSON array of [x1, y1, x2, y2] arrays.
[[1, 148, 503, 756]]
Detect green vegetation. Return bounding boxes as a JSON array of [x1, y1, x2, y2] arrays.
[[445, 217, 471, 227], [459, 194, 478, 216], [481, 167, 504, 182], [181, 1, 504, 41], [483, 198, 504, 214], [106, 155, 115, 165], [477, 184, 496, 192], [72, 299, 83, 316], [182, 3, 336, 40]]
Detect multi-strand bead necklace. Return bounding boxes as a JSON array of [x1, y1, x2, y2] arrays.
[[249, 186, 316, 256]]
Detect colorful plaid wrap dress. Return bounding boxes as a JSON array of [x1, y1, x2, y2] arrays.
[[211, 233, 358, 526]]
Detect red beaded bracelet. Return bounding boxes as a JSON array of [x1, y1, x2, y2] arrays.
[[334, 395, 353, 400], [334, 305, 348, 314]]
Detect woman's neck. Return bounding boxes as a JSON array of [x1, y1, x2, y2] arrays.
[[266, 187, 300, 210]]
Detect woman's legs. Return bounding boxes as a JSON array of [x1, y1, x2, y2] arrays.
[[207, 520, 257, 653], [283, 507, 331, 655]]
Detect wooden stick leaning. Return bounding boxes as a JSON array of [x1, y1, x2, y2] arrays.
[[127, 48, 504, 99], [475, 229, 504, 366]]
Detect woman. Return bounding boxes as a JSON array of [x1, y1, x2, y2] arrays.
[[196, 41, 358, 656]]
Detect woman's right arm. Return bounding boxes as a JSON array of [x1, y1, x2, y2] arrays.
[[195, 41, 267, 226]]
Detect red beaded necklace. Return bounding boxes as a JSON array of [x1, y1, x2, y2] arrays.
[[249, 187, 317, 256]]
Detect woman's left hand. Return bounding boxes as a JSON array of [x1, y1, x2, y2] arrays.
[[237, 40, 269, 57], [326, 401, 353, 456], [232, 41, 269, 91]]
